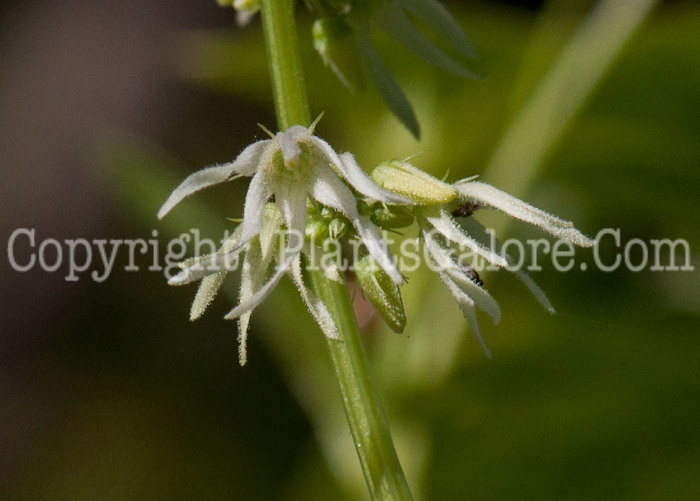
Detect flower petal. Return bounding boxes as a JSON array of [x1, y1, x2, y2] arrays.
[[423, 229, 501, 323], [238, 168, 273, 245], [426, 210, 507, 267], [437, 271, 491, 358], [308, 135, 411, 204], [157, 139, 269, 219], [461, 218, 555, 313], [189, 272, 226, 321], [311, 165, 404, 284], [224, 182, 306, 320], [276, 125, 308, 168], [290, 254, 340, 340], [455, 181, 594, 247]]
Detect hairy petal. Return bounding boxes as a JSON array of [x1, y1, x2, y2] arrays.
[[224, 182, 306, 320], [291, 255, 340, 339], [438, 271, 491, 358], [461, 218, 555, 313], [311, 164, 404, 284], [456, 181, 594, 247], [157, 140, 269, 219], [423, 229, 501, 323], [426, 210, 507, 267]]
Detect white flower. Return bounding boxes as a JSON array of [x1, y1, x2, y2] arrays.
[[372, 160, 594, 355], [158, 120, 410, 364]]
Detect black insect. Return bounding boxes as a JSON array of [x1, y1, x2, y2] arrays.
[[461, 262, 484, 288], [451, 201, 480, 218]]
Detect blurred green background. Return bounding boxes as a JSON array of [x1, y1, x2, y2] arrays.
[[1, 0, 699, 499]]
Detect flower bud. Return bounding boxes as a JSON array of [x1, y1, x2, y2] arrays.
[[369, 204, 414, 230], [355, 254, 406, 333], [313, 16, 363, 93], [371, 161, 457, 205], [328, 218, 349, 239]]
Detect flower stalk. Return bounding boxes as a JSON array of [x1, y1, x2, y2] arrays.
[[260, 0, 412, 499]]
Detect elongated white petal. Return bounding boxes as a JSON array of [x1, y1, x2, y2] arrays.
[[311, 165, 404, 284], [438, 271, 491, 358], [308, 136, 411, 204], [189, 272, 226, 321], [461, 218, 555, 313], [426, 210, 507, 267], [225, 182, 307, 320], [335, 149, 413, 205], [157, 140, 269, 219], [423, 229, 501, 323], [455, 182, 594, 247], [237, 239, 269, 365], [169, 244, 246, 285], [239, 168, 272, 244], [224, 250, 295, 321], [291, 255, 340, 339]]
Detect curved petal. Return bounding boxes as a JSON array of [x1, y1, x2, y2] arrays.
[[311, 165, 404, 284], [276, 125, 308, 168], [189, 272, 226, 321], [224, 182, 307, 320], [423, 229, 501, 323], [157, 140, 269, 219], [455, 181, 594, 247], [291, 254, 340, 340], [337, 152, 413, 205], [461, 218, 555, 313], [437, 271, 491, 358], [239, 168, 273, 245], [426, 210, 507, 267]]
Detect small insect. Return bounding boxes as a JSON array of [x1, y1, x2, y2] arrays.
[[460, 262, 484, 288], [451, 201, 480, 218]]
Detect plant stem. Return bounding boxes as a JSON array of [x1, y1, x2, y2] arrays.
[[260, 0, 412, 499]]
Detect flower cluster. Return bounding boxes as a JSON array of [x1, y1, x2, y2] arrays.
[[159, 123, 593, 361], [369, 160, 593, 356], [158, 119, 410, 363]]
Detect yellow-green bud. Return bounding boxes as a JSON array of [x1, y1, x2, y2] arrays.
[[371, 161, 457, 205], [355, 254, 406, 333]]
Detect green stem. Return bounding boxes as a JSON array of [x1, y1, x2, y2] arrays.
[[260, 1, 412, 499]]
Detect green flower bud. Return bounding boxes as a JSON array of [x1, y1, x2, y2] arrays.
[[355, 254, 406, 333], [313, 16, 363, 93], [328, 217, 349, 239], [371, 160, 457, 205], [306, 219, 329, 242], [369, 204, 414, 230]]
